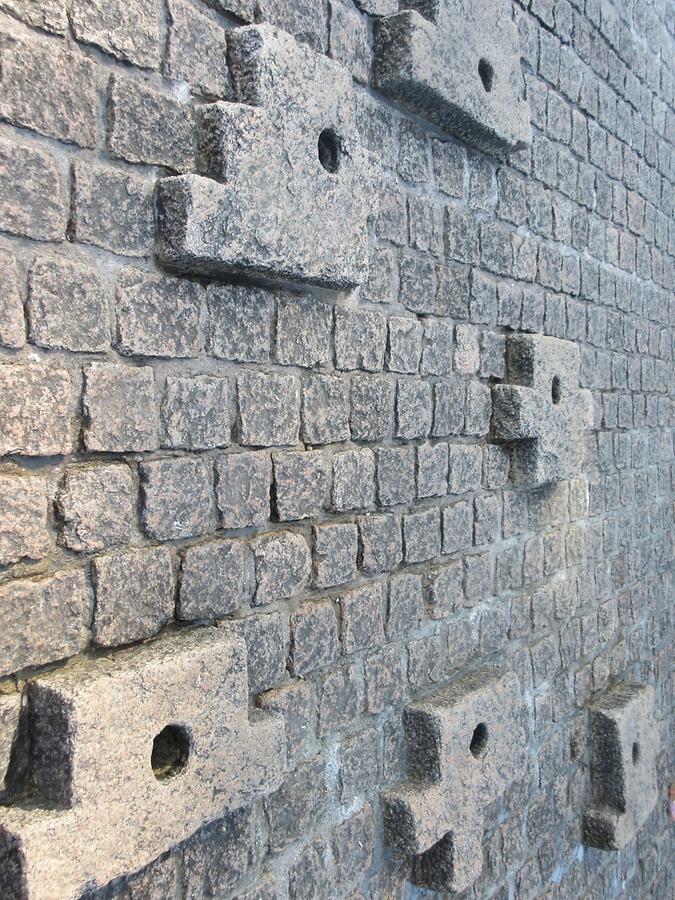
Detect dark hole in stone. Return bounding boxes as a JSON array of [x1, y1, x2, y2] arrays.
[[470, 722, 489, 758], [478, 59, 494, 93], [551, 375, 562, 404], [632, 741, 640, 765], [151, 724, 190, 780], [318, 128, 341, 174]]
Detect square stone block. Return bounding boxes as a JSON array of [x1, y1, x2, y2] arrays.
[[0, 628, 285, 899], [157, 25, 377, 290], [584, 683, 659, 850], [373, 0, 531, 157], [491, 334, 593, 485], [381, 668, 526, 893]]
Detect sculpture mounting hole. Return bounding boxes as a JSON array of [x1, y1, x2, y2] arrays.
[[478, 59, 494, 93], [151, 724, 190, 780], [632, 741, 640, 765], [470, 722, 489, 758], [551, 375, 562, 404], [318, 128, 341, 174]]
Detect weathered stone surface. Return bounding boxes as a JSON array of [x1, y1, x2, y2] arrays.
[[140, 458, 213, 541], [83, 364, 158, 453], [91, 547, 173, 647], [27, 257, 109, 352], [358, 513, 402, 575], [350, 375, 394, 442], [381, 669, 526, 892], [491, 334, 593, 485], [253, 531, 311, 605], [257, 680, 313, 757], [161, 376, 231, 450], [276, 294, 332, 369], [0, 628, 285, 899], [0, 475, 50, 566], [157, 25, 377, 290], [301, 374, 350, 445], [373, 0, 531, 157], [339, 583, 385, 654], [265, 756, 326, 851], [56, 465, 135, 553], [257, 0, 328, 53], [70, 0, 162, 68], [329, 0, 370, 84], [584, 683, 659, 850], [273, 451, 328, 521], [0, 363, 72, 457], [215, 452, 271, 529], [0, 692, 20, 788], [313, 523, 358, 588], [238, 371, 300, 447], [207, 284, 272, 363], [0, 0, 67, 33], [335, 307, 387, 372], [166, 0, 231, 98], [290, 599, 338, 676], [236, 612, 286, 694], [332, 449, 376, 511], [0, 251, 24, 349], [0, 137, 67, 241], [179, 540, 255, 621], [0, 570, 92, 676]]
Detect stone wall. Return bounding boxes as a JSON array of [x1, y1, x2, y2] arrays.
[[0, 0, 673, 898]]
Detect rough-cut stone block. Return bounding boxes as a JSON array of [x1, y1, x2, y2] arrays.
[[236, 612, 286, 694], [301, 374, 350, 445], [257, 0, 328, 52], [332, 449, 376, 511], [215, 452, 271, 529], [265, 756, 326, 851], [253, 531, 311, 605], [0, 363, 72, 457], [92, 547, 174, 647], [83, 364, 158, 453], [273, 451, 328, 521], [381, 669, 526, 893], [70, 0, 162, 68], [140, 458, 213, 541], [238, 371, 300, 447], [0, 570, 92, 677], [0, 628, 285, 899], [358, 513, 402, 575], [0, 692, 20, 788], [313, 523, 358, 588], [276, 294, 332, 369], [0, 251, 25, 349], [179, 540, 254, 621], [491, 335, 593, 485], [257, 680, 313, 757], [0, 0, 67, 33], [339, 583, 385, 654], [27, 257, 109, 353], [207, 284, 272, 363], [157, 25, 377, 290], [290, 599, 338, 676], [373, 1, 531, 157], [350, 375, 394, 442], [161, 376, 231, 450], [584, 683, 659, 851], [0, 137, 67, 242], [335, 307, 386, 372], [56, 465, 135, 553], [0, 475, 50, 566]]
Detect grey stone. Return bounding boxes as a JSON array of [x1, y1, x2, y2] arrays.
[[373, 0, 531, 157], [265, 757, 326, 851], [157, 26, 377, 290], [388, 316, 422, 373], [387, 573, 423, 638], [238, 371, 300, 447], [313, 523, 358, 588], [70, 0, 162, 68], [56, 465, 135, 553], [432, 378, 465, 437], [276, 295, 332, 368], [0, 628, 284, 899], [179, 540, 254, 621], [0, 363, 72, 457], [357, 513, 402, 575], [444, 206, 479, 265], [140, 458, 213, 541], [361, 247, 396, 304], [425, 561, 462, 619], [0, 137, 67, 241], [92, 547, 174, 647], [403, 508, 441, 563], [257, 681, 313, 757], [290, 599, 338, 676], [288, 838, 331, 900], [329, 0, 370, 83], [433, 139, 465, 198], [115, 268, 202, 359], [273, 451, 329, 521], [253, 531, 311, 605], [236, 611, 286, 694], [27, 257, 109, 353], [447, 445, 483, 494], [464, 380, 492, 437], [335, 307, 387, 372], [339, 582, 385, 653], [0, 474, 50, 566], [417, 443, 449, 498], [396, 378, 432, 439], [161, 376, 231, 450], [0, 251, 25, 349], [421, 319, 454, 376], [301, 374, 350, 445], [0, 0, 67, 33], [350, 375, 394, 441], [215, 452, 271, 529], [398, 255, 437, 314], [0, 692, 20, 788], [0, 570, 92, 676], [257, 0, 328, 53], [166, 0, 232, 98], [207, 285, 272, 363], [83, 363, 158, 453], [584, 683, 659, 850], [436, 264, 471, 318], [441, 500, 472, 555], [491, 334, 593, 485], [332, 449, 376, 511], [454, 325, 480, 374], [376, 446, 415, 507]]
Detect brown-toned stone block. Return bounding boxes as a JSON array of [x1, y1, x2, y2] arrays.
[[0, 475, 50, 566], [0, 363, 72, 457], [0, 692, 21, 788], [0, 628, 285, 899], [583, 683, 659, 851]]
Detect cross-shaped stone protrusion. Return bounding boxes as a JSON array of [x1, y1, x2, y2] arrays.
[[491, 334, 593, 486], [381, 669, 527, 893]]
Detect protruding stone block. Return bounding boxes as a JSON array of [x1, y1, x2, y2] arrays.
[[381, 669, 526, 893], [157, 25, 377, 290], [0, 628, 285, 899], [491, 334, 593, 485], [584, 683, 659, 851], [373, 0, 531, 157]]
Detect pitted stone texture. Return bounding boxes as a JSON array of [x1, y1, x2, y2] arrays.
[[381, 669, 526, 893], [0, 475, 50, 566], [0, 363, 72, 457], [215, 452, 271, 529], [157, 25, 377, 290], [253, 531, 311, 605], [83, 364, 158, 453], [584, 683, 659, 851], [0, 692, 20, 788], [56, 465, 135, 553], [373, 0, 531, 157], [0, 628, 285, 899], [491, 334, 593, 486]]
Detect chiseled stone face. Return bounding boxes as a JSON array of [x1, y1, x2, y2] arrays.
[[491, 334, 593, 485], [157, 25, 378, 290], [584, 683, 659, 851], [381, 669, 526, 893], [373, 0, 531, 157], [0, 628, 285, 900]]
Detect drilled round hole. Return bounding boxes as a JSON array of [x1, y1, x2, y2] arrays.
[[478, 59, 494, 92], [318, 128, 341, 174], [470, 722, 489, 758], [551, 375, 562, 404], [632, 741, 640, 765], [151, 724, 190, 781]]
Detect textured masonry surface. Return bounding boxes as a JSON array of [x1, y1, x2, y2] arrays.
[[0, 0, 673, 898]]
